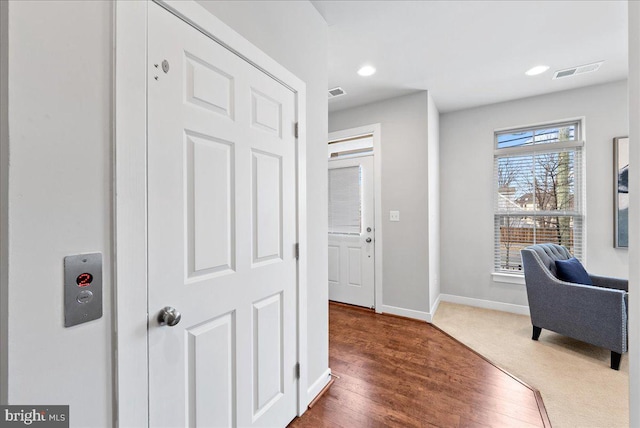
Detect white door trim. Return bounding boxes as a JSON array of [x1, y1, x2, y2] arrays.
[[328, 124, 383, 312], [114, 1, 309, 425]]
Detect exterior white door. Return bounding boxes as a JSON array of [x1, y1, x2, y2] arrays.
[[147, 3, 298, 427], [328, 155, 375, 308]]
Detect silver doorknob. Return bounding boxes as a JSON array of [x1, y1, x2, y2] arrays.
[[158, 306, 181, 326], [366, 237, 372, 243]]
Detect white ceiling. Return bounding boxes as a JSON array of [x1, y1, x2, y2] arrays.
[[311, 1, 628, 113]]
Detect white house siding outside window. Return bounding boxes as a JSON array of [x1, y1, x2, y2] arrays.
[[493, 121, 584, 274]]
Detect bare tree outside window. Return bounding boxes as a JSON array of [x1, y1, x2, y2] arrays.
[[496, 157, 527, 270]]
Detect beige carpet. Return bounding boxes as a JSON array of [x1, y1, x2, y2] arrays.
[[433, 302, 629, 428]]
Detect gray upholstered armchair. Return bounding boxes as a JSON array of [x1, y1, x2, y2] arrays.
[[521, 243, 628, 370]]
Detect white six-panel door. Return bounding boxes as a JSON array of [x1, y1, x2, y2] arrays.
[[328, 156, 375, 308], [147, 3, 297, 426]]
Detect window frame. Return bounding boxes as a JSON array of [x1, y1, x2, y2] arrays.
[[495, 120, 581, 150], [493, 119, 585, 280]]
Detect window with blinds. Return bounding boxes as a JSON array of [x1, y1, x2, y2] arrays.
[[328, 166, 362, 235], [494, 121, 584, 274]]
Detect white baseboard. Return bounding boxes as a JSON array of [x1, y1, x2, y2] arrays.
[[380, 304, 432, 322], [305, 368, 332, 407], [438, 294, 530, 316]]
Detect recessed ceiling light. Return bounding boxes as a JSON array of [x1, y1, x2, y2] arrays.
[[525, 65, 550, 76], [357, 65, 376, 77]]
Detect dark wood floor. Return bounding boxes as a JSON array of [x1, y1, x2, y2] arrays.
[[289, 302, 550, 428]]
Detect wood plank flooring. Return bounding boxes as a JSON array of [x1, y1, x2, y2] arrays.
[[289, 302, 549, 428]]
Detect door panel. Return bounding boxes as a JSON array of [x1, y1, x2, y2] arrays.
[[251, 89, 282, 136], [328, 246, 339, 283], [185, 51, 234, 117], [252, 150, 282, 264], [186, 312, 236, 427], [186, 131, 235, 276], [328, 156, 375, 308], [147, 3, 297, 427], [252, 293, 283, 417], [348, 247, 362, 286]]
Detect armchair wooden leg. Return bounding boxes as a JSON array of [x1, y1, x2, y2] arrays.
[[532, 326, 542, 341], [611, 351, 622, 370]]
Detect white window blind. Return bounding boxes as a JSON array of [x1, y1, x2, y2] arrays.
[[494, 122, 584, 273], [328, 166, 362, 235]]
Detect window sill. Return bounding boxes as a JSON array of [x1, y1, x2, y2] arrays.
[[491, 272, 526, 285]]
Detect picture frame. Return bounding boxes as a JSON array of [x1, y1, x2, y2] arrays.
[[614, 136, 629, 248]]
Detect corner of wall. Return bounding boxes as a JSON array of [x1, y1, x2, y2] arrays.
[[0, 0, 9, 405], [427, 92, 441, 311]]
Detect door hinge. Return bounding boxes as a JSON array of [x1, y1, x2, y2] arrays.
[[294, 243, 300, 260], [294, 122, 299, 138], [295, 362, 301, 379]]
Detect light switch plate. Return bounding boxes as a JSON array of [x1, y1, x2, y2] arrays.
[[390, 210, 400, 222], [64, 253, 103, 327]]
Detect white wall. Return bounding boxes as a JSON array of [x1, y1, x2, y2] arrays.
[[5, 0, 327, 425], [627, 1, 639, 424], [195, 0, 330, 402], [440, 80, 629, 307], [330, 91, 437, 317], [0, 0, 9, 406], [6, 1, 113, 426]]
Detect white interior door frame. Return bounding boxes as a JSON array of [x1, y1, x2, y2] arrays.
[[328, 124, 383, 312], [114, 1, 308, 425]]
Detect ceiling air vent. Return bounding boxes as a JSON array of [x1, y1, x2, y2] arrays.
[[328, 87, 346, 99], [553, 61, 603, 80]]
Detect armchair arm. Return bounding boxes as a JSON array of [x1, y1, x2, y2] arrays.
[[527, 278, 627, 353], [589, 274, 628, 291]]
